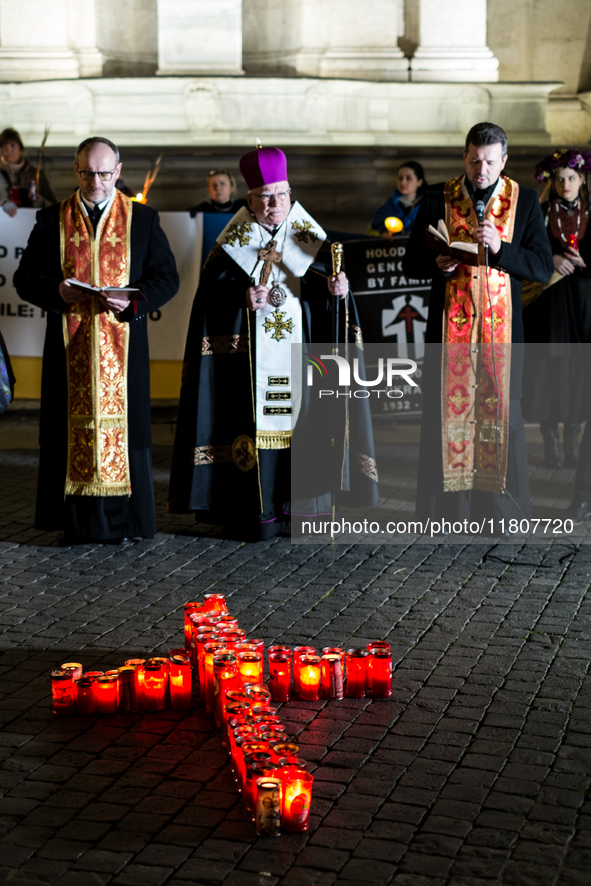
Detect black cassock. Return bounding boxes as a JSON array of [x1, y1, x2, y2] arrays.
[[403, 179, 554, 523], [14, 199, 179, 540], [168, 241, 379, 540]]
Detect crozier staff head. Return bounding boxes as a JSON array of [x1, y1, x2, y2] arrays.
[[241, 146, 291, 228], [74, 136, 122, 205], [463, 122, 508, 191]]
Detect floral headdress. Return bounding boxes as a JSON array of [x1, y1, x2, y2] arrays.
[[535, 148, 591, 182]]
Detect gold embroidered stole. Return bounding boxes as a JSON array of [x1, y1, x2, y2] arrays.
[[60, 190, 133, 496], [442, 175, 518, 493]]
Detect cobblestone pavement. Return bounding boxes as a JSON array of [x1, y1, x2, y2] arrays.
[[1, 423, 591, 886]]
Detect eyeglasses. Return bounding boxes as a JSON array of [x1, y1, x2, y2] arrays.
[[77, 168, 118, 182], [250, 189, 291, 205]]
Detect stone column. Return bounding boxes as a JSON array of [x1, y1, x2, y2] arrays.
[[320, 0, 408, 81], [410, 0, 499, 82], [66, 0, 104, 78], [156, 0, 243, 75], [0, 0, 79, 80]]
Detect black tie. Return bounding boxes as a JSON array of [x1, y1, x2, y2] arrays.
[[88, 204, 102, 233]]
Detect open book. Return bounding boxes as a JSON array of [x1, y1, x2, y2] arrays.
[[425, 220, 480, 267], [65, 278, 145, 300]]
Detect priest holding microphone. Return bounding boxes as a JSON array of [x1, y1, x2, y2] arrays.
[[403, 122, 553, 528]]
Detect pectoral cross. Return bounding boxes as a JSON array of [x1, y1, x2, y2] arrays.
[[258, 240, 282, 288]]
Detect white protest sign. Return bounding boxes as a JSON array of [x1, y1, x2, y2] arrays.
[[0, 208, 203, 361]]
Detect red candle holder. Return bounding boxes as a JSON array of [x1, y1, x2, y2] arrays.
[[244, 683, 272, 704], [268, 644, 291, 657], [195, 632, 217, 687], [322, 647, 345, 664], [143, 660, 167, 711], [52, 669, 74, 716], [366, 642, 391, 695], [213, 653, 239, 729], [246, 760, 279, 817], [260, 728, 288, 745], [118, 666, 140, 712], [293, 647, 316, 694], [246, 638, 265, 657], [75, 677, 96, 715], [220, 629, 247, 649], [298, 655, 321, 701], [253, 715, 283, 737], [568, 234, 579, 250], [217, 615, 239, 630], [169, 653, 193, 710], [271, 741, 299, 763], [203, 642, 229, 714], [368, 648, 392, 697], [95, 674, 118, 713], [240, 748, 271, 796], [321, 653, 344, 699], [282, 768, 314, 832], [230, 723, 255, 776], [203, 593, 228, 614], [268, 652, 291, 703], [224, 701, 251, 746], [251, 703, 278, 717], [124, 660, 145, 705], [345, 648, 368, 698], [238, 651, 263, 685], [255, 777, 282, 836], [223, 690, 250, 735], [184, 601, 204, 648], [61, 662, 83, 682]]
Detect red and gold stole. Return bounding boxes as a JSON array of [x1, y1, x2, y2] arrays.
[[60, 189, 133, 496], [441, 175, 518, 493]]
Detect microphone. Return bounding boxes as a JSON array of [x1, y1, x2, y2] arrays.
[[475, 200, 488, 258]]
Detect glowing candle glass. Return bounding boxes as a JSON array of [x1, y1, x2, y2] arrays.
[[298, 655, 321, 701], [271, 741, 299, 763], [143, 660, 167, 711], [195, 632, 217, 689], [224, 701, 251, 747], [203, 642, 229, 714], [240, 749, 271, 797], [247, 761, 279, 818], [368, 648, 392, 697], [169, 653, 193, 710], [321, 653, 344, 699], [268, 652, 291, 703], [184, 601, 204, 648], [238, 651, 263, 685], [61, 662, 83, 682], [244, 683, 271, 704], [52, 669, 74, 716], [118, 666, 140, 713], [95, 674, 118, 713], [345, 648, 369, 698], [124, 660, 146, 705], [293, 647, 316, 694], [268, 644, 291, 657], [366, 642, 391, 695], [203, 593, 228, 614], [75, 677, 95, 715], [217, 615, 239, 630], [255, 777, 282, 836], [282, 769, 314, 832], [220, 629, 246, 649], [84, 670, 104, 705], [213, 653, 238, 729], [224, 690, 250, 736]]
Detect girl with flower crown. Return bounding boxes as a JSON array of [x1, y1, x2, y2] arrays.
[[522, 148, 591, 483]]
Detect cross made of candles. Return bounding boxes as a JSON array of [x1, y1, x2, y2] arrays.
[[50, 594, 392, 837]]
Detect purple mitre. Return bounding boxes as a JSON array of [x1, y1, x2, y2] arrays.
[[239, 147, 288, 190]]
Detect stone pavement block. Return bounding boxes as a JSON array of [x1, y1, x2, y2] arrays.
[[294, 847, 348, 872], [174, 857, 236, 881], [337, 857, 396, 883], [280, 869, 335, 886], [351, 837, 406, 862], [111, 863, 174, 885], [238, 849, 295, 876]]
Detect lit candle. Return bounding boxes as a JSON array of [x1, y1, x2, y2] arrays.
[[118, 666, 140, 713], [217, 615, 239, 630], [244, 683, 272, 704], [253, 715, 283, 737], [268, 652, 291, 703], [223, 690, 250, 737], [345, 648, 368, 698], [321, 653, 344, 699], [184, 601, 204, 649], [143, 660, 167, 711], [246, 638, 265, 657], [203, 641, 229, 714], [220, 629, 246, 649], [61, 662, 83, 682], [282, 769, 314, 833], [366, 642, 391, 695], [229, 724, 255, 785], [251, 703, 278, 717], [51, 669, 74, 716], [271, 741, 299, 763], [259, 729, 288, 746], [241, 749, 271, 800], [74, 677, 96, 715], [124, 660, 146, 705], [293, 647, 316, 694], [368, 648, 392, 697], [268, 645, 291, 657], [238, 652, 263, 685], [384, 216, 404, 234], [203, 593, 228, 614], [213, 653, 239, 730], [298, 655, 321, 701], [195, 632, 217, 691], [224, 701, 251, 747], [322, 647, 345, 664], [95, 674, 118, 713], [247, 761, 279, 819], [169, 653, 193, 710], [255, 777, 282, 836]]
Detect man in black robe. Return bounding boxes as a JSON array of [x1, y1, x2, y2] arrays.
[[169, 146, 379, 540], [403, 122, 553, 526], [14, 136, 179, 543]]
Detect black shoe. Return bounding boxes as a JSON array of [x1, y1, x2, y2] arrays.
[[564, 500, 591, 525], [541, 423, 562, 468]]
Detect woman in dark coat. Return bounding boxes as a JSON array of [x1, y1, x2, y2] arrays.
[[522, 148, 591, 468]]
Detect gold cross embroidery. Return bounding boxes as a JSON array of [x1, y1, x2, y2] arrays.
[[225, 223, 253, 247], [484, 311, 503, 332], [449, 389, 469, 411], [291, 220, 318, 243], [70, 231, 82, 248], [451, 313, 469, 331], [263, 311, 295, 342], [107, 231, 121, 248]]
